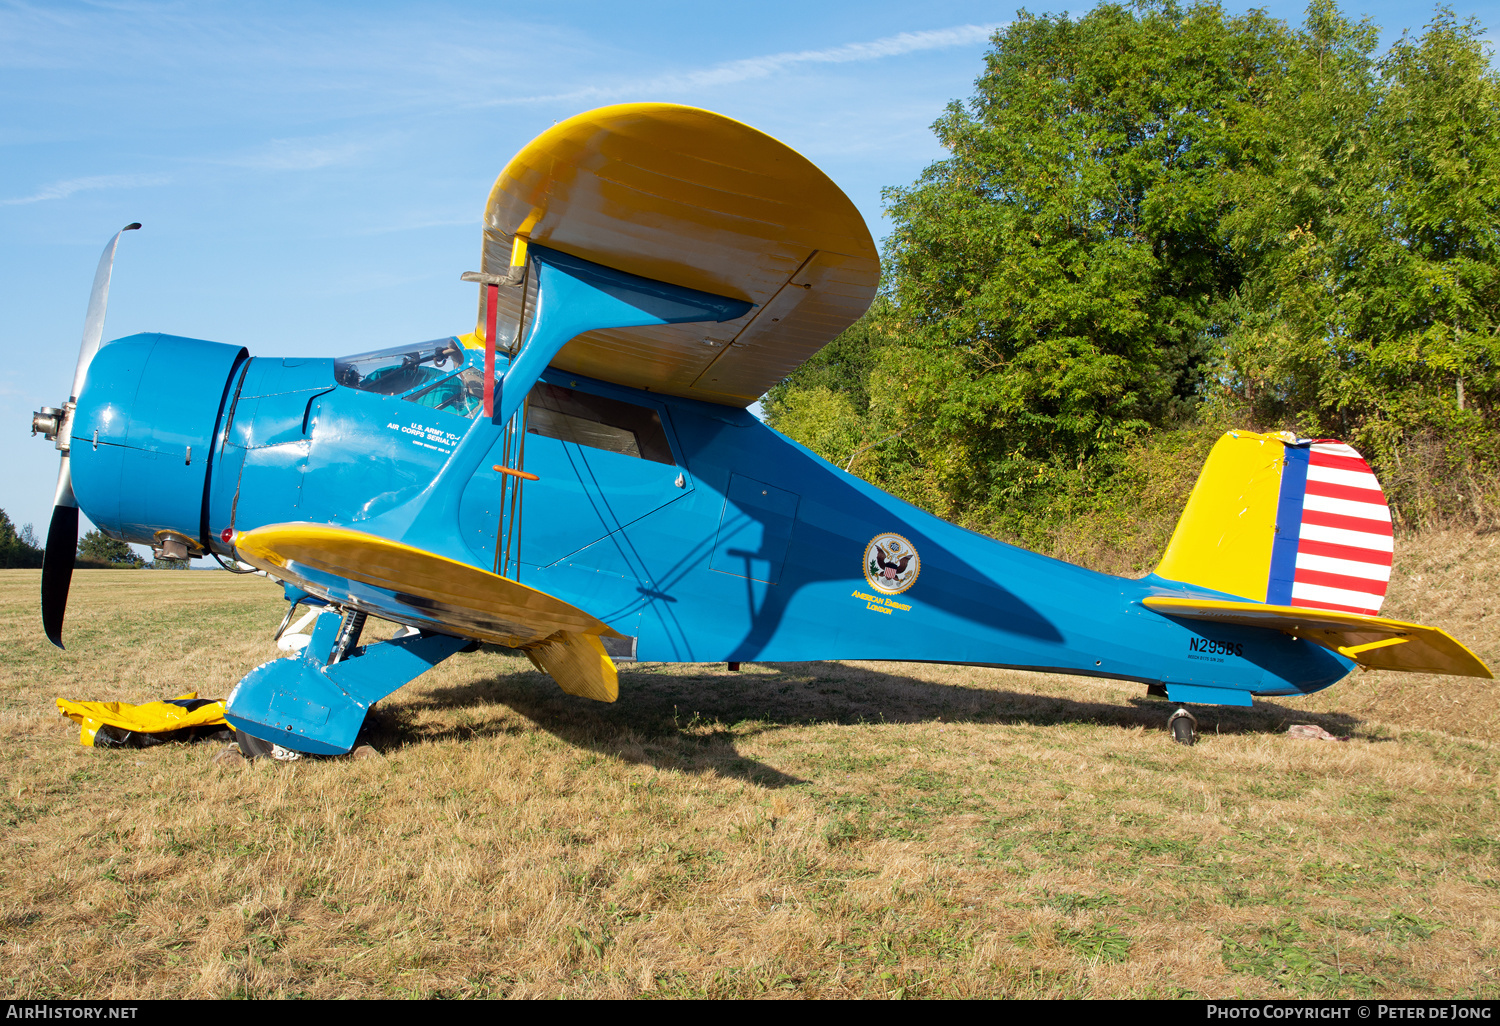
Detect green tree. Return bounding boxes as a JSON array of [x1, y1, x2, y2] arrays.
[[76, 529, 145, 569], [769, 1, 1500, 548], [1219, 3, 1500, 521], [0, 509, 45, 570], [796, 1, 1295, 534]]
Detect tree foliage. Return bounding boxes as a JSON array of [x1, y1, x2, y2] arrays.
[[77, 529, 144, 569], [768, 1, 1500, 549], [0, 509, 44, 570], [1221, 4, 1500, 494]]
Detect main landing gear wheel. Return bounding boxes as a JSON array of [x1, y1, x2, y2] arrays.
[[234, 728, 304, 762], [1168, 707, 1198, 746]]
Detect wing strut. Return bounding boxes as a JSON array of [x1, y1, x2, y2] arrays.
[[462, 232, 530, 418]]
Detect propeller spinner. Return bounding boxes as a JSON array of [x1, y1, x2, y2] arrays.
[[34, 223, 141, 648]]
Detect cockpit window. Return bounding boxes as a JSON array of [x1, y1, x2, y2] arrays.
[[334, 340, 467, 397], [405, 368, 484, 418], [526, 383, 675, 465]]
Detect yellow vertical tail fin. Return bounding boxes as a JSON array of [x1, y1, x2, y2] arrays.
[[1155, 432, 1393, 615]]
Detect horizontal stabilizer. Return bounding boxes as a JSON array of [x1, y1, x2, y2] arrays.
[[233, 524, 623, 648], [1144, 597, 1492, 679], [527, 631, 619, 703]]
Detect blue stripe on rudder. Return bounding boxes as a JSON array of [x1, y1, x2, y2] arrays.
[[1266, 444, 1308, 604]]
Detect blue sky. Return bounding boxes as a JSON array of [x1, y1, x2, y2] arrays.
[[2, 0, 1496, 544]]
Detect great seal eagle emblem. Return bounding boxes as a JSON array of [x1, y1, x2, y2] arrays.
[[864, 533, 920, 595]]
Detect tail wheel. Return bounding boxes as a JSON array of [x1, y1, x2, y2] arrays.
[[1168, 707, 1198, 746]]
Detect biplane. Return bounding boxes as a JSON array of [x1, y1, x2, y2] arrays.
[[31, 104, 1491, 755]]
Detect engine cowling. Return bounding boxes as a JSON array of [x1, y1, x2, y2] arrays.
[[69, 333, 247, 554]]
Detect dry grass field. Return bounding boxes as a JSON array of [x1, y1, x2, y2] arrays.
[[1, 530, 1496, 998]]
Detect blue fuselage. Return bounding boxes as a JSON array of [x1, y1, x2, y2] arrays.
[[70, 333, 1353, 706]]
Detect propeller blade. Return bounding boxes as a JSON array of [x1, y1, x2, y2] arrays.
[[42, 222, 137, 649], [69, 222, 140, 402], [42, 461, 78, 649]]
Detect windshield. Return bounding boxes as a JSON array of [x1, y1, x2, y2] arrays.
[[334, 340, 466, 396]]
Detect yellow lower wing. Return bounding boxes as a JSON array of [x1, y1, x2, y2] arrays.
[[527, 632, 618, 703], [233, 524, 623, 650], [1144, 597, 1492, 678]]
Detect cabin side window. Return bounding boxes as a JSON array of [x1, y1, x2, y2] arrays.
[[526, 383, 675, 465]]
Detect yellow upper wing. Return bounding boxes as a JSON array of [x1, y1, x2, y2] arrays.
[[1144, 597, 1492, 678], [478, 103, 880, 407]]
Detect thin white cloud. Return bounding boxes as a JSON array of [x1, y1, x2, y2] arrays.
[[2, 134, 383, 210], [221, 136, 376, 171], [490, 23, 1005, 105], [351, 216, 476, 237], [0, 172, 171, 206], [318, 269, 446, 297]]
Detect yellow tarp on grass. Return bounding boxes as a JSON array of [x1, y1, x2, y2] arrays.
[[56, 692, 229, 748]]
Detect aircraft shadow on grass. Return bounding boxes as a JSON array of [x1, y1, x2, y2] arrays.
[[374, 661, 1368, 788]]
